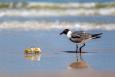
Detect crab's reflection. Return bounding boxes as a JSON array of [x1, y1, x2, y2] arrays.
[[69, 53, 88, 69], [24, 53, 41, 61]]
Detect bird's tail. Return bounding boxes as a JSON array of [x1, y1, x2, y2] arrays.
[[91, 33, 103, 39]]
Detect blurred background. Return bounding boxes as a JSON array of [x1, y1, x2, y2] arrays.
[[0, 0, 115, 76], [0, 0, 115, 30]]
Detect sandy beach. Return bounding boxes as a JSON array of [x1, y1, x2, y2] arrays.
[[0, 29, 115, 77], [0, 0, 115, 77]]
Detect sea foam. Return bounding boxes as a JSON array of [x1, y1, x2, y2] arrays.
[[0, 21, 115, 31], [0, 2, 115, 16]]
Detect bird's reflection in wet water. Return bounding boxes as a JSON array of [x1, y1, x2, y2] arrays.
[[68, 53, 88, 70], [24, 53, 41, 61]]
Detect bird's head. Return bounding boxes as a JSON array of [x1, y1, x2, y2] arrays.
[[60, 29, 70, 35]]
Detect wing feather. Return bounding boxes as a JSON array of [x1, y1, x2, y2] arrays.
[[71, 31, 92, 39]]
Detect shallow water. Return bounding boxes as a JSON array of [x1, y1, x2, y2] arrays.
[[0, 29, 115, 74], [1, 16, 115, 23]]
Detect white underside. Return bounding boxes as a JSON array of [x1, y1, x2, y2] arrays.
[[67, 31, 72, 38]]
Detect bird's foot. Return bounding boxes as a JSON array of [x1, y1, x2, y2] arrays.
[[76, 50, 83, 53], [76, 49, 79, 53]]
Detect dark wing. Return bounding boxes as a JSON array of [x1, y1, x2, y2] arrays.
[[71, 31, 84, 38], [71, 31, 92, 39]]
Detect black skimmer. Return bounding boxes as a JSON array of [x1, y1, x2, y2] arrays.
[[60, 29, 102, 53]]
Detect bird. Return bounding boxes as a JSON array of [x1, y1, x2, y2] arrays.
[[60, 29, 102, 53]]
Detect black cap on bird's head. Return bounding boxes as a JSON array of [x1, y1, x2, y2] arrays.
[[60, 29, 70, 35]]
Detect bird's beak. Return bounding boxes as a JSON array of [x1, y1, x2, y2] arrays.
[[60, 32, 63, 35]]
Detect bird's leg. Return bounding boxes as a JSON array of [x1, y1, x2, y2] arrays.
[[76, 53, 79, 62], [80, 53, 83, 61], [79, 43, 86, 53], [76, 44, 78, 53]]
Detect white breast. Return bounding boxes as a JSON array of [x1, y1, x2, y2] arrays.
[[67, 31, 72, 38]]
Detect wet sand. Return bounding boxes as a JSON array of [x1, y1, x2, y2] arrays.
[[0, 0, 115, 76], [0, 29, 115, 77], [1, 71, 115, 77]]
